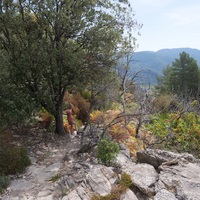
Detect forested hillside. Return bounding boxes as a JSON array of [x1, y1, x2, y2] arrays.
[[132, 48, 200, 84]]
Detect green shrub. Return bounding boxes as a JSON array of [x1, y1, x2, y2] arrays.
[[146, 112, 200, 157], [97, 138, 119, 166], [119, 173, 133, 188], [0, 144, 31, 175], [0, 175, 10, 193]]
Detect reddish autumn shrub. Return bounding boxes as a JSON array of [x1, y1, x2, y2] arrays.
[[108, 124, 130, 142], [64, 92, 89, 122]]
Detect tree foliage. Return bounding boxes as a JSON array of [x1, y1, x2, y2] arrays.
[[0, 0, 138, 134], [157, 52, 200, 98]]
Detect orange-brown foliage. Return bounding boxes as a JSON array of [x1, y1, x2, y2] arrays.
[[64, 92, 89, 122], [90, 107, 147, 156], [126, 137, 144, 157], [64, 123, 71, 134], [90, 110, 104, 124], [108, 124, 130, 142], [40, 112, 53, 128], [126, 124, 136, 137]]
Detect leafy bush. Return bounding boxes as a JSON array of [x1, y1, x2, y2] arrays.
[[146, 112, 200, 157], [0, 144, 31, 175], [97, 138, 119, 166], [0, 175, 10, 193]]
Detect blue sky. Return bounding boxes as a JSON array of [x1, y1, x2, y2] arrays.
[[130, 0, 200, 52]]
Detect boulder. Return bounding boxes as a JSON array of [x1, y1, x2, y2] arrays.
[[123, 163, 158, 197], [154, 189, 177, 200], [120, 189, 138, 200], [137, 148, 197, 169], [87, 165, 118, 196], [157, 162, 200, 200], [62, 185, 90, 200]]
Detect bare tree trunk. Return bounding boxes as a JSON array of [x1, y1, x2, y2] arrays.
[[55, 103, 66, 136], [135, 118, 141, 138], [122, 76, 127, 126]]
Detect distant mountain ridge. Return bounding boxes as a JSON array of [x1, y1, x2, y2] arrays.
[[131, 48, 200, 84]]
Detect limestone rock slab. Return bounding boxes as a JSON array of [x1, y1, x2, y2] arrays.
[[87, 165, 117, 196]]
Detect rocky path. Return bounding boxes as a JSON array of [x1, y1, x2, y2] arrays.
[[0, 129, 82, 200], [1, 127, 200, 200]]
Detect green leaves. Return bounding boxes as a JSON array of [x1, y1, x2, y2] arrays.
[[97, 138, 119, 166], [157, 52, 199, 98], [0, 0, 138, 134], [146, 112, 200, 157]]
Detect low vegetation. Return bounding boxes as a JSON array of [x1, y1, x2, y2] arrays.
[[0, 175, 10, 194], [146, 112, 200, 156], [0, 130, 31, 176], [97, 138, 120, 166], [49, 174, 61, 183], [0, 144, 31, 175], [91, 172, 133, 200]]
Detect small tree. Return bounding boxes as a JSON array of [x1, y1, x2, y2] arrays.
[[157, 52, 200, 99], [97, 138, 119, 166]]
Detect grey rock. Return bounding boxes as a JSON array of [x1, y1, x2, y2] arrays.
[[1, 197, 19, 200], [76, 184, 91, 200], [62, 185, 91, 200], [29, 156, 37, 164], [27, 163, 61, 183], [124, 163, 158, 197], [2, 134, 200, 200], [9, 179, 35, 191], [37, 190, 52, 197], [74, 163, 82, 169], [45, 162, 61, 172], [116, 151, 131, 166], [120, 189, 138, 200], [157, 162, 200, 200], [62, 190, 82, 200], [137, 148, 198, 169], [154, 189, 177, 200], [64, 176, 76, 189], [87, 165, 117, 196]]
